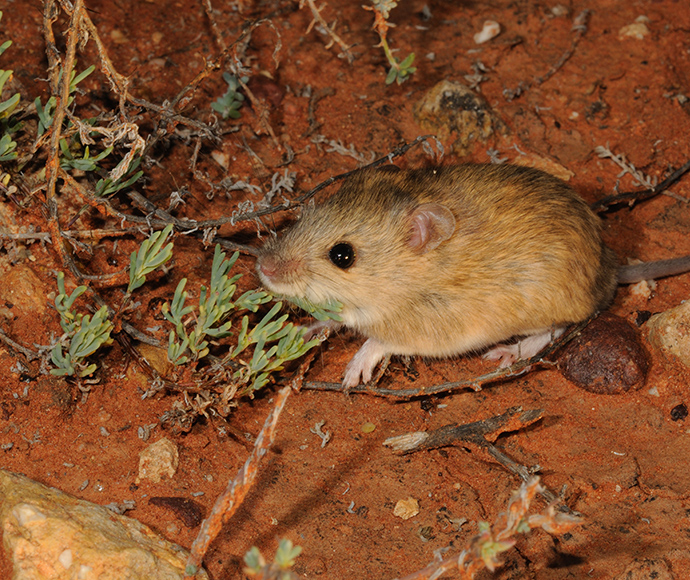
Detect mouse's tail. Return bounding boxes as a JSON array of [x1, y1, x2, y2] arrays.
[[618, 255, 690, 284]]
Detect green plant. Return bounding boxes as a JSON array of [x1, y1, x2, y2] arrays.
[[244, 538, 303, 580], [0, 12, 20, 162], [34, 64, 95, 136], [50, 226, 175, 377], [127, 224, 175, 293], [366, 0, 416, 85], [400, 478, 582, 579], [59, 137, 113, 172], [228, 301, 314, 392], [163, 245, 269, 363], [95, 156, 144, 197], [51, 272, 113, 377], [287, 296, 343, 322], [0, 132, 16, 162], [211, 73, 247, 119], [163, 245, 324, 394]]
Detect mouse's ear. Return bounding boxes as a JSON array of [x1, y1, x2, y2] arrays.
[[407, 203, 456, 253]]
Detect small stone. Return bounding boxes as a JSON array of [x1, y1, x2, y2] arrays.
[[413, 80, 505, 155], [393, 497, 420, 520], [646, 301, 690, 368], [619, 16, 650, 40], [557, 313, 649, 394], [670, 404, 688, 422], [137, 437, 179, 484], [473, 20, 501, 44], [109, 29, 129, 44]]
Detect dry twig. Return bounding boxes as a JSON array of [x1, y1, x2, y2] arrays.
[[503, 10, 591, 100], [383, 406, 568, 506], [299, 0, 355, 63], [42, 0, 84, 272], [304, 317, 593, 398], [183, 385, 292, 579], [590, 158, 690, 212], [396, 478, 581, 580]]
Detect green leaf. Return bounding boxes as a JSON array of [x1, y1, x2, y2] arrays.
[[128, 224, 174, 293], [0, 132, 17, 161], [385, 66, 398, 85], [0, 39, 11, 58], [243, 546, 265, 573], [287, 296, 343, 322], [275, 539, 302, 569], [167, 329, 189, 365], [70, 64, 95, 90], [0, 91, 19, 118], [399, 52, 416, 68]]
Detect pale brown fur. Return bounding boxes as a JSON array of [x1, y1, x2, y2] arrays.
[[257, 164, 620, 367]]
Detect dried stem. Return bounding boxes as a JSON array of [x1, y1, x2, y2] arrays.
[[304, 317, 594, 398], [503, 10, 591, 100], [591, 158, 690, 212], [43, 0, 84, 270], [396, 477, 581, 580], [55, 136, 437, 247], [300, 0, 355, 63], [183, 385, 292, 579]]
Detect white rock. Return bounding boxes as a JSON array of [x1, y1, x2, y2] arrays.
[[646, 301, 690, 368], [474, 21, 501, 44]]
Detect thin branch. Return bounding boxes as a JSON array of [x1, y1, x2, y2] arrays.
[[43, 0, 85, 270], [383, 405, 569, 509], [183, 385, 292, 579], [303, 317, 594, 398], [299, 0, 355, 63], [57, 136, 438, 246], [591, 158, 690, 212], [0, 327, 41, 361]]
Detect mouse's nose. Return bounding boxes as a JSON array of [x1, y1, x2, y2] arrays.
[[257, 256, 277, 278]]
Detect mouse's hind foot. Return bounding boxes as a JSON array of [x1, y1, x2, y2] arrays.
[[483, 327, 565, 367]]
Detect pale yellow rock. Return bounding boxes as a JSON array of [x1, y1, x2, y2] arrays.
[[393, 497, 420, 520], [646, 301, 690, 368], [137, 437, 179, 484], [0, 470, 208, 580], [0, 264, 48, 320], [619, 16, 650, 40]]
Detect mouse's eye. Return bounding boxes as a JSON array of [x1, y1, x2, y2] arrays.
[[329, 242, 356, 269]]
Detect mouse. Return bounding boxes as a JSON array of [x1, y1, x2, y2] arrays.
[[256, 164, 690, 387]]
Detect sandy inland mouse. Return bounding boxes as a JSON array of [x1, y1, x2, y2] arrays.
[[256, 164, 690, 387]]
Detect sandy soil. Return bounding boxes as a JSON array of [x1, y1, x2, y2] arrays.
[[1, 0, 690, 578]]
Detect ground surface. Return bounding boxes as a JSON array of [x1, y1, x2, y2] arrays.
[[1, 0, 690, 579]]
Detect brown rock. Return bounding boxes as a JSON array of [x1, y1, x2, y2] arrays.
[[557, 313, 649, 394], [413, 80, 505, 155]]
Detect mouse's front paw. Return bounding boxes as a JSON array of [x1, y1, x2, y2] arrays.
[[342, 338, 388, 388], [483, 344, 520, 367]]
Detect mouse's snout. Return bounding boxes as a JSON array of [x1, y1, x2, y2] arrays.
[[256, 252, 306, 296], [257, 254, 278, 279]]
